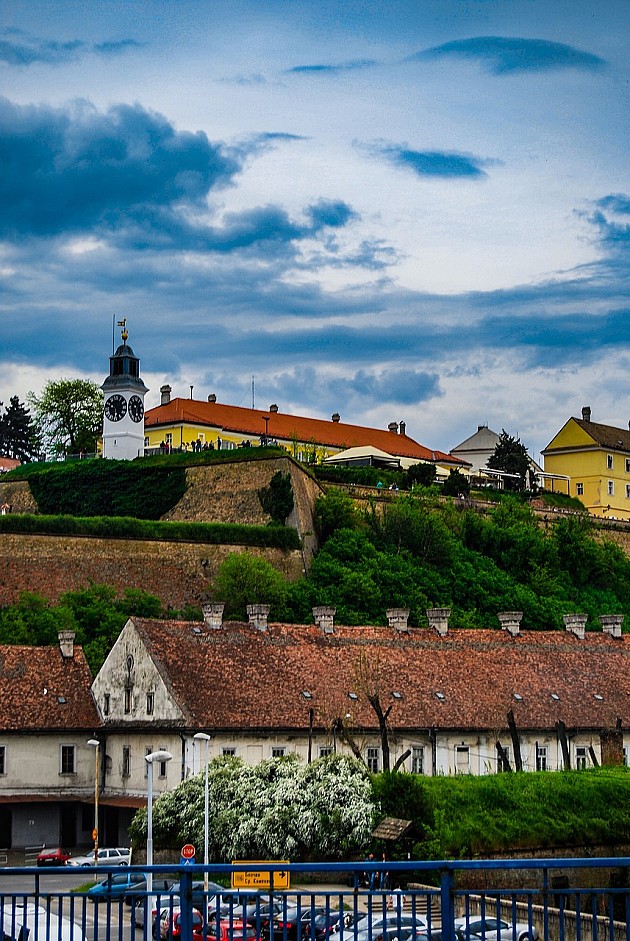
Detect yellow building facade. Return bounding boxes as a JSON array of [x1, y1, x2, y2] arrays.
[[543, 407, 630, 519]]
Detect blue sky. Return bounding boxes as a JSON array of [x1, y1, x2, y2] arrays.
[[1, 0, 629, 462]]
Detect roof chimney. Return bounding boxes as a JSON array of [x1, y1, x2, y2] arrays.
[[498, 611, 523, 636], [427, 607, 450, 636], [247, 604, 270, 631], [388, 421, 399, 434], [269, 404, 279, 413], [207, 393, 217, 403], [312, 605, 336, 634], [399, 421, 406, 437], [160, 385, 171, 406], [563, 613, 588, 639], [387, 608, 410, 633], [331, 413, 340, 423], [582, 406, 591, 422], [600, 614, 624, 638], [201, 602, 225, 630], [58, 631, 75, 659]]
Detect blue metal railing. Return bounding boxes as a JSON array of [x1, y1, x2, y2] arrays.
[[0, 858, 628, 941]]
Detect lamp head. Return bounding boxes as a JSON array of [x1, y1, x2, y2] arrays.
[[145, 750, 173, 764]]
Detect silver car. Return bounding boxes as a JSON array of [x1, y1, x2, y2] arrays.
[[66, 846, 131, 866], [453, 916, 539, 941]]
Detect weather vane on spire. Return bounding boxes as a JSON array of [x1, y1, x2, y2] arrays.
[[117, 318, 128, 342]]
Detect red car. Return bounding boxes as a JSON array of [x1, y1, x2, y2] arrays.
[[204, 920, 259, 941], [36, 847, 72, 867]]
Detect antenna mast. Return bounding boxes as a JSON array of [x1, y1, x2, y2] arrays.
[[252, 376, 255, 409]]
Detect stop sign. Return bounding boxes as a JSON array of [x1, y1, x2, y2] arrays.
[[181, 843, 195, 860]]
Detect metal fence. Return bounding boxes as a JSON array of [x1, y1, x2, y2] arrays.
[[0, 857, 628, 941]]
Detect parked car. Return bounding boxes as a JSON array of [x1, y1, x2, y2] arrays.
[[203, 918, 259, 941], [273, 907, 329, 941], [2, 903, 85, 941], [352, 914, 428, 941], [159, 907, 205, 941], [67, 846, 131, 867], [87, 870, 149, 901], [453, 917, 539, 941], [130, 881, 180, 930], [36, 846, 72, 867]]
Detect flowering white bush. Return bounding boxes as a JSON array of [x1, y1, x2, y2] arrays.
[[129, 753, 375, 860]]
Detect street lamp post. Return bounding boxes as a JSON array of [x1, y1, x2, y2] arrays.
[[87, 739, 100, 867], [145, 750, 173, 898], [193, 732, 211, 892]]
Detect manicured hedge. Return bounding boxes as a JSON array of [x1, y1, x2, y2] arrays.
[[0, 514, 301, 549]]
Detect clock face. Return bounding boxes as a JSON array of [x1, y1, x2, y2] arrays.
[[104, 394, 127, 422], [128, 395, 144, 423]]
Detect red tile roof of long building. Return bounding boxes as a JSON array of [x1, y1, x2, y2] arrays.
[[144, 398, 465, 465], [130, 618, 630, 733]]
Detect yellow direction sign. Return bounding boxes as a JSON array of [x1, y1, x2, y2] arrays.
[[231, 861, 290, 890]]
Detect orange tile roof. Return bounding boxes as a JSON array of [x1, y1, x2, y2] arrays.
[[131, 618, 630, 734], [144, 398, 464, 465], [0, 644, 99, 731]]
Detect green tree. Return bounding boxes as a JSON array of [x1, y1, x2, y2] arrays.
[[487, 430, 531, 492], [406, 462, 437, 488], [258, 471, 294, 524], [29, 378, 103, 457], [0, 396, 39, 462], [314, 489, 358, 542], [128, 753, 374, 860], [442, 468, 470, 497], [211, 552, 288, 619]]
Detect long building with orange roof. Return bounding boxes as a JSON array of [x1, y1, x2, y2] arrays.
[[144, 386, 467, 473]]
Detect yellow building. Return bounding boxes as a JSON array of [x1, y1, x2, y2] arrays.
[[143, 385, 468, 475], [542, 406, 630, 519]]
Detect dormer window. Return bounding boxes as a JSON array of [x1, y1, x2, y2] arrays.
[[124, 687, 132, 714], [103, 693, 110, 716], [146, 692, 154, 715]]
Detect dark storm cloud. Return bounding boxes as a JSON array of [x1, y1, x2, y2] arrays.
[[0, 98, 358, 259], [367, 142, 490, 178], [287, 59, 376, 75], [417, 37, 606, 75], [0, 98, 240, 239], [0, 30, 141, 66]]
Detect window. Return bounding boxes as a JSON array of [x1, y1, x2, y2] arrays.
[[144, 436, 149, 448], [365, 747, 380, 773], [575, 746, 588, 770], [626, 484, 630, 500], [319, 746, 332, 758], [624, 747, 628, 767], [536, 745, 548, 771], [146, 692, 154, 715], [122, 746, 131, 778], [576, 483, 584, 496], [0, 745, 5, 775], [103, 693, 110, 716], [497, 745, 511, 773], [165, 433, 172, 446], [60, 745, 76, 774], [607, 454, 613, 470], [222, 747, 236, 757], [124, 687, 132, 714], [158, 752, 169, 778], [608, 480, 614, 496], [271, 747, 285, 758], [626, 459, 630, 474], [145, 746, 152, 777], [455, 746, 470, 774], [411, 746, 425, 775]]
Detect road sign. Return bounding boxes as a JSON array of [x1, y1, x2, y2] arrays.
[[181, 843, 196, 860], [92, 828, 98, 841], [231, 861, 290, 890]]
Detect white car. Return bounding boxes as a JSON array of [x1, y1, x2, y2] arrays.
[[66, 846, 131, 867], [3, 902, 85, 941], [453, 916, 539, 941]]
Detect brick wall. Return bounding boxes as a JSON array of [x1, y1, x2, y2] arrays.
[[0, 532, 304, 607]]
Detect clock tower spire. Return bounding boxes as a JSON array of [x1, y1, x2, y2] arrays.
[[101, 322, 149, 460]]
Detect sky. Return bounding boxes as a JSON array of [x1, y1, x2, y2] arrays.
[[1, 0, 629, 464]]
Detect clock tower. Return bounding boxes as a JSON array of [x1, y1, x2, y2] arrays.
[[101, 322, 149, 460]]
